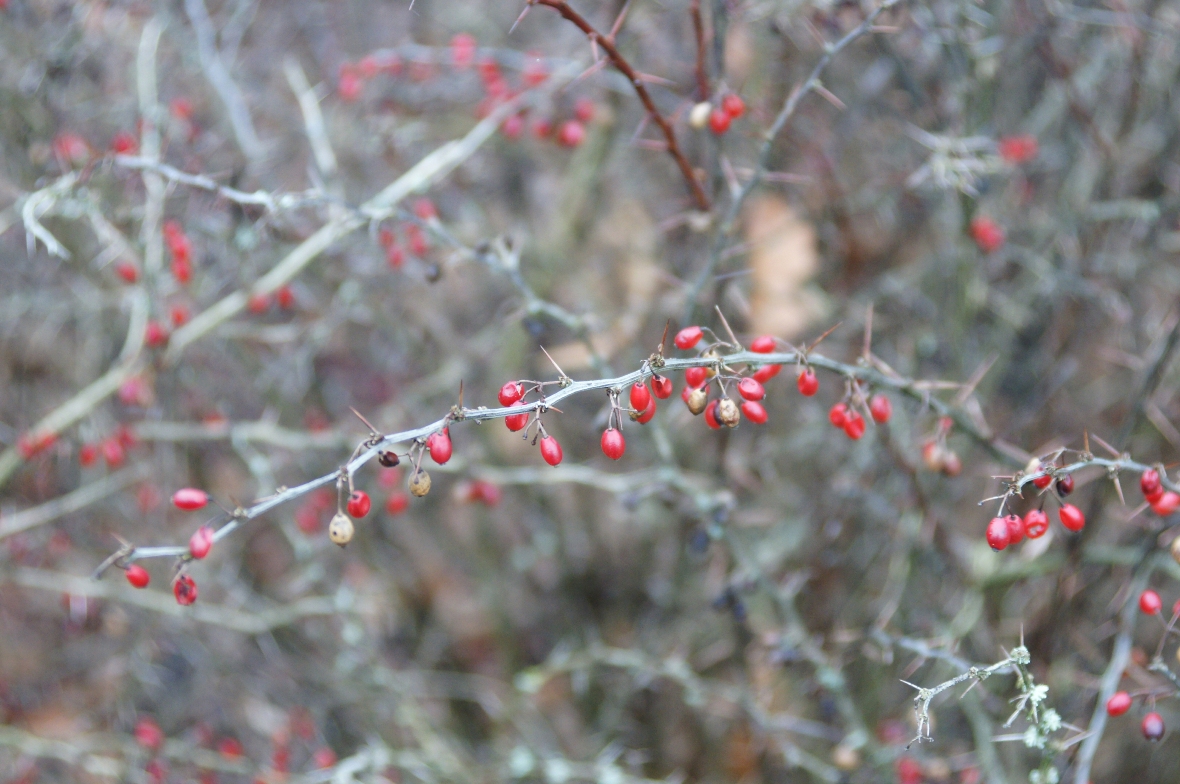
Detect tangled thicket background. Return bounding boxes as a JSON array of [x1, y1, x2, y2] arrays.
[[3, 0, 1180, 782]]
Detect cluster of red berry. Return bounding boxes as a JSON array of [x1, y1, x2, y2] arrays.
[[1101, 587, 1179, 742], [76, 425, 140, 471], [965, 134, 1039, 255], [378, 198, 438, 269], [985, 466, 1084, 551], [690, 93, 746, 136]]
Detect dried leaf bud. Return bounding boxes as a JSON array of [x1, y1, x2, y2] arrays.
[[717, 398, 740, 427], [689, 101, 712, 130], [686, 387, 708, 415], [329, 512, 354, 546], [409, 470, 432, 497]]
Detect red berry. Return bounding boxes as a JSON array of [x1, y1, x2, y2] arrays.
[[189, 525, 214, 559], [295, 503, 321, 534], [750, 336, 776, 353], [1023, 509, 1049, 539], [386, 492, 409, 516], [741, 400, 768, 424], [125, 564, 150, 588], [170, 304, 190, 327], [218, 737, 243, 759], [471, 480, 502, 507], [347, 490, 372, 518], [738, 377, 765, 401], [406, 223, 429, 256], [1004, 513, 1025, 545], [450, 33, 477, 69], [531, 117, 553, 139], [540, 435, 563, 466], [986, 516, 1010, 551], [1056, 474, 1075, 496], [573, 97, 595, 123], [1106, 691, 1132, 716], [170, 97, 194, 121], [651, 376, 673, 399], [675, 326, 704, 349], [708, 107, 731, 135], [114, 261, 140, 283], [829, 403, 848, 428], [1032, 473, 1053, 490], [498, 381, 524, 406], [685, 366, 709, 388], [115, 425, 138, 449], [413, 198, 438, 221], [1141, 469, 1162, 498], [630, 382, 652, 412], [135, 716, 164, 750], [172, 488, 210, 510], [276, 285, 295, 309], [796, 368, 819, 396], [337, 67, 362, 101], [997, 134, 1038, 164], [505, 401, 530, 431], [601, 428, 625, 460], [1151, 491, 1180, 516], [1142, 711, 1165, 742], [721, 93, 745, 119], [386, 242, 405, 268], [969, 217, 1005, 253], [752, 364, 781, 383], [173, 574, 198, 605], [427, 430, 452, 464], [523, 53, 548, 86], [313, 747, 338, 769], [896, 757, 922, 784], [1139, 589, 1162, 614], [247, 292, 271, 313], [557, 120, 585, 147], [102, 438, 126, 468], [78, 442, 98, 467], [704, 400, 721, 430], [145, 320, 170, 348], [110, 131, 138, 155], [869, 394, 892, 424], [635, 398, 657, 424], [1058, 503, 1085, 531], [843, 411, 866, 440], [501, 113, 525, 139]]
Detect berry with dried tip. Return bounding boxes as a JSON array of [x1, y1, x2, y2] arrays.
[[172, 488, 210, 511], [633, 398, 656, 424], [189, 525, 214, 559], [703, 400, 721, 430], [1139, 589, 1162, 614], [797, 368, 819, 396], [685, 366, 709, 388], [708, 107, 731, 135], [721, 93, 745, 119], [738, 377, 765, 401], [1142, 712, 1165, 742], [1056, 474, 1075, 496], [505, 401, 530, 431], [1106, 691, 1132, 716], [347, 490, 372, 518], [717, 398, 741, 427], [1032, 473, 1053, 490], [675, 326, 704, 349], [1059, 503, 1085, 531], [986, 516, 1010, 551], [741, 400, 768, 424], [750, 336, 776, 353], [498, 381, 524, 406], [1004, 514, 1025, 545], [843, 411, 866, 440], [829, 403, 848, 428], [1141, 469, 1162, 498], [173, 574, 198, 605], [651, 375, 673, 399], [630, 382, 652, 412], [540, 435, 563, 466], [685, 386, 708, 415], [426, 430, 453, 465], [125, 564, 150, 588], [1151, 491, 1180, 516], [329, 512, 355, 546], [869, 394, 892, 424], [601, 428, 625, 460], [752, 364, 781, 383], [1023, 509, 1049, 539]]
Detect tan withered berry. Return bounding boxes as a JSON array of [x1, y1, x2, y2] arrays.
[[686, 387, 708, 415], [717, 398, 740, 427], [1171, 535, 1180, 566], [328, 512, 354, 546], [410, 470, 432, 497]]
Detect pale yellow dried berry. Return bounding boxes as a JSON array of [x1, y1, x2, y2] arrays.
[[717, 398, 740, 427], [410, 470, 432, 497], [328, 512, 354, 546], [686, 387, 708, 415]]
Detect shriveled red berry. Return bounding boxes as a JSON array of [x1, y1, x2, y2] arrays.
[[986, 516, 1010, 551], [173, 574, 198, 605], [1023, 509, 1048, 538], [1139, 589, 1162, 614], [1056, 474, 1075, 496], [1004, 513, 1024, 545], [189, 525, 214, 559], [685, 366, 709, 388], [796, 368, 819, 396], [498, 381, 524, 406], [426, 430, 452, 464], [171, 488, 210, 510], [1106, 691, 1132, 716], [505, 401, 530, 431], [750, 336, 776, 353], [869, 394, 892, 424], [630, 382, 652, 412], [843, 411, 866, 440], [386, 492, 409, 516], [721, 93, 745, 119], [540, 435, 563, 466], [741, 400, 768, 424], [675, 326, 704, 349], [752, 364, 781, 383], [347, 490, 372, 518], [1151, 491, 1180, 516], [708, 107, 731, 135], [1141, 469, 1161, 498], [1059, 503, 1085, 531], [1032, 473, 1053, 490], [737, 377, 764, 401], [125, 564, 150, 588], [634, 398, 656, 424], [829, 403, 848, 428], [1142, 712, 1165, 742], [704, 400, 722, 430], [601, 428, 625, 460], [135, 716, 164, 750], [651, 375, 673, 399]]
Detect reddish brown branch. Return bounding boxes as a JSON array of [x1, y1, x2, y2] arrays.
[[690, 0, 709, 100], [533, 0, 710, 212]]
